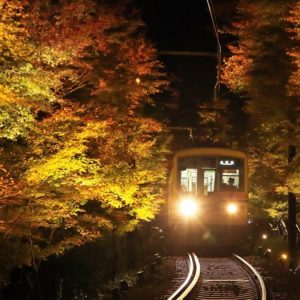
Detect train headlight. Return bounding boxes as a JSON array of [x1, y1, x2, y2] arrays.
[[226, 203, 238, 215], [179, 197, 198, 217]]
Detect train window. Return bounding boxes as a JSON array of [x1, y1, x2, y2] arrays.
[[180, 168, 197, 193], [204, 170, 216, 194], [220, 169, 240, 191]]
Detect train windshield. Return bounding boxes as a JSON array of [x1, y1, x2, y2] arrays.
[[180, 168, 197, 193], [178, 156, 244, 194]]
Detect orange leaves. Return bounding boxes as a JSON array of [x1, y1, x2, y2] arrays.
[[0, 0, 169, 276], [126, 38, 159, 76], [0, 165, 14, 199], [222, 44, 253, 93], [286, 1, 300, 96], [223, 0, 300, 214]]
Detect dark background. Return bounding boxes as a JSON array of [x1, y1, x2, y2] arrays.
[[134, 0, 239, 130]]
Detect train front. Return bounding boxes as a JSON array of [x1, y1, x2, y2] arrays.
[[168, 148, 248, 246]]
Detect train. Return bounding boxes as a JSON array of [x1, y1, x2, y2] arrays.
[[167, 147, 248, 246]]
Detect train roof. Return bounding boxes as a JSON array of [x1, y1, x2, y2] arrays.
[[173, 147, 247, 159]]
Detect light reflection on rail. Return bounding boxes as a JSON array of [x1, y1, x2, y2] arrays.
[[168, 253, 200, 300], [167, 253, 266, 300]]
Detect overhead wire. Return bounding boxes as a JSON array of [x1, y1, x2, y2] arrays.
[[206, 0, 222, 101]]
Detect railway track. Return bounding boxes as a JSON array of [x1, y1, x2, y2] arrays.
[[167, 253, 266, 300]]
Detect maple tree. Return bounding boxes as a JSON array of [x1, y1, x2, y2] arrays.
[[0, 0, 169, 283], [222, 0, 300, 267], [286, 1, 300, 99], [197, 97, 232, 145], [222, 44, 252, 94], [222, 0, 299, 202]]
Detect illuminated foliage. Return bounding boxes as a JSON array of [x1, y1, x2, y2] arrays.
[[198, 98, 232, 145], [286, 1, 300, 97], [0, 0, 169, 282], [0, 0, 30, 62], [222, 44, 252, 93], [222, 0, 300, 215]]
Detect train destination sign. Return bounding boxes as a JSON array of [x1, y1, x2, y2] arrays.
[[219, 160, 235, 166]]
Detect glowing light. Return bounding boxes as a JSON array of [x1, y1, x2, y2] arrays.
[[226, 203, 238, 215], [281, 253, 288, 260], [135, 77, 141, 84], [262, 233, 268, 240], [220, 160, 235, 166], [179, 198, 198, 217], [264, 248, 272, 258]]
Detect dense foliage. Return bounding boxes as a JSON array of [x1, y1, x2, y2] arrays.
[[222, 0, 300, 216], [0, 0, 169, 283]]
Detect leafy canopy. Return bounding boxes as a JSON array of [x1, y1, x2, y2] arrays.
[[0, 0, 169, 282]]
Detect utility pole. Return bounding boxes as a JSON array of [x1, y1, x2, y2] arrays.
[[288, 144, 297, 272]]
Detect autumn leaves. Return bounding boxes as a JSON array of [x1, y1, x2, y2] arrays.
[[0, 0, 169, 281]]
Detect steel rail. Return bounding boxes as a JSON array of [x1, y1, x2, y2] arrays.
[[233, 254, 267, 300], [168, 253, 200, 300], [179, 253, 201, 299], [280, 218, 288, 237]]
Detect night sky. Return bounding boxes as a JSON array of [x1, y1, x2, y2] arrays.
[[134, 0, 240, 142]]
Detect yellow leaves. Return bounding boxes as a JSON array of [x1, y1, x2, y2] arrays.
[[26, 142, 94, 185], [27, 153, 82, 185], [275, 185, 288, 195], [265, 200, 288, 218], [75, 121, 109, 141], [33, 46, 72, 67], [1, 64, 61, 107], [132, 206, 155, 221], [0, 0, 170, 271], [129, 140, 155, 159], [0, 103, 34, 140], [26, 120, 109, 185], [107, 184, 138, 207], [0, 0, 30, 62], [0, 84, 25, 105], [130, 194, 164, 221]]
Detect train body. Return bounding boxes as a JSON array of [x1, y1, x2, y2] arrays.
[[168, 147, 248, 246]]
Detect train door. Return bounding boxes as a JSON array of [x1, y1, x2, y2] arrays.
[[203, 169, 216, 195], [179, 168, 217, 196], [180, 168, 197, 193]]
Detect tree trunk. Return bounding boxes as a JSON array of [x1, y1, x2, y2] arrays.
[[110, 228, 117, 280]]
